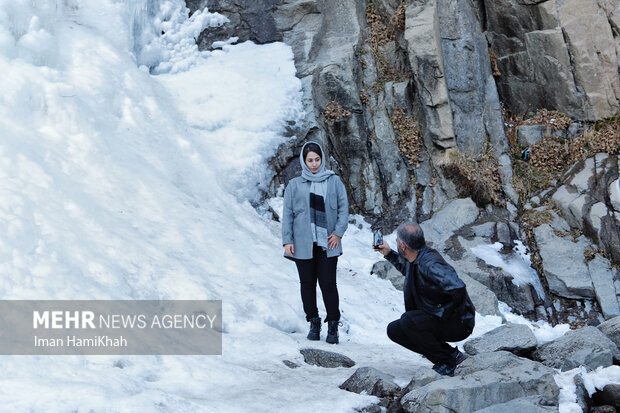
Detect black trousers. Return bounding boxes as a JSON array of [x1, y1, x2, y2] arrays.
[[295, 244, 340, 322], [387, 310, 473, 365]]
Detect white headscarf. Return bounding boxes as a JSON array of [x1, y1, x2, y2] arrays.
[[300, 141, 335, 182]]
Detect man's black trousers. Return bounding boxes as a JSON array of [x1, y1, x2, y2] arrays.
[[387, 310, 473, 365], [295, 243, 340, 322]]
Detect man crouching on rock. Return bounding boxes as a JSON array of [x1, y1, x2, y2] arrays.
[[374, 222, 476, 376]]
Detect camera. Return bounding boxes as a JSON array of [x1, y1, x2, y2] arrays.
[[373, 228, 383, 248]]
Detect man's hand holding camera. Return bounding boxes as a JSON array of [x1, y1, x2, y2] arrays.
[[373, 240, 391, 256]]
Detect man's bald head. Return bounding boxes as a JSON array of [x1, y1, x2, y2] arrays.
[[396, 222, 425, 252]]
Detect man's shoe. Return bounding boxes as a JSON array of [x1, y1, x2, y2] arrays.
[[326, 320, 340, 344], [307, 317, 321, 341], [452, 349, 468, 366], [432, 363, 456, 377]]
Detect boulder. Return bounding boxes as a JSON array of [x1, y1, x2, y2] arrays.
[[420, 198, 479, 246], [470, 222, 496, 238], [401, 351, 559, 412], [299, 348, 355, 368], [340, 366, 401, 398], [356, 404, 382, 413], [189, 0, 281, 49], [597, 316, 620, 349], [400, 366, 441, 394], [495, 222, 514, 248], [473, 396, 558, 413], [610, 178, 620, 214], [533, 223, 595, 299], [463, 323, 537, 356], [593, 384, 620, 411], [552, 185, 587, 230], [533, 326, 620, 371], [591, 406, 617, 413], [460, 272, 500, 317], [517, 125, 546, 146], [457, 236, 539, 317], [371, 260, 405, 291], [574, 373, 592, 413], [551, 154, 620, 264], [588, 255, 620, 319]]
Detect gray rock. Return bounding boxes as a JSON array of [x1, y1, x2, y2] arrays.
[[372, 261, 405, 291], [421, 198, 479, 246], [401, 366, 441, 394], [588, 202, 609, 243], [593, 384, 620, 411], [471, 222, 496, 238], [610, 178, 620, 213], [588, 255, 620, 319], [566, 122, 586, 139], [506, 202, 518, 219], [463, 323, 537, 356], [282, 360, 300, 369], [486, 0, 620, 120], [496, 222, 514, 248], [471, 267, 539, 316], [517, 125, 547, 146], [370, 94, 413, 208], [401, 351, 559, 412], [597, 316, 620, 349], [437, 0, 507, 155], [340, 366, 401, 398], [392, 81, 411, 110], [456, 236, 539, 316], [356, 404, 382, 413], [547, 154, 620, 281], [591, 405, 617, 413], [404, 1, 455, 149], [474, 396, 558, 413], [460, 272, 500, 317], [552, 185, 587, 230], [574, 373, 591, 413], [434, 0, 519, 205], [299, 348, 355, 368], [192, 0, 281, 49], [509, 222, 522, 240], [386, 403, 406, 413], [600, 214, 620, 265], [533, 326, 620, 371], [372, 377, 401, 398], [533, 223, 594, 299]]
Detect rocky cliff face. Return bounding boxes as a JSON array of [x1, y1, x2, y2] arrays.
[[486, 0, 620, 121], [187, 0, 620, 322], [189, 0, 520, 227], [187, 0, 619, 224]]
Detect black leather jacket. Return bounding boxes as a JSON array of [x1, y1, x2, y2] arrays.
[[386, 246, 475, 325]]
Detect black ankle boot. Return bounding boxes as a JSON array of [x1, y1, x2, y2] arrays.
[[326, 320, 340, 344], [307, 317, 321, 340]]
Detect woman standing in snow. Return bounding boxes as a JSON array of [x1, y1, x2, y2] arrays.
[[282, 141, 349, 344]]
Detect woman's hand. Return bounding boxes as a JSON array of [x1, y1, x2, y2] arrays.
[[284, 244, 295, 257], [328, 234, 341, 250]]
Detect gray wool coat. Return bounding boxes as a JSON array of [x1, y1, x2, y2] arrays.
[[282, 174, 349, 259]]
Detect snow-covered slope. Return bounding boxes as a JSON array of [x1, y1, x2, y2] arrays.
[[0, 1, 617, 412]]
